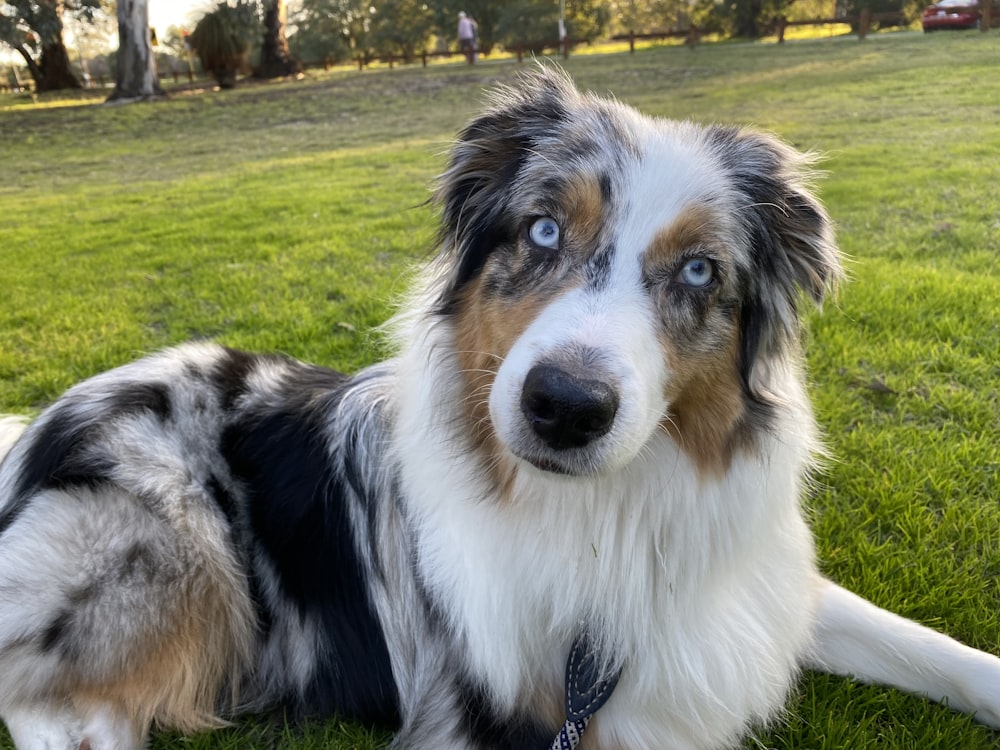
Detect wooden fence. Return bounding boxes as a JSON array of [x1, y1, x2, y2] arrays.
[[615, 4, 996, 47], [611, 28, 701, 51], [613, 11, 908, 48], [346, 38, 584, 71], [773, 10, 907, 41]]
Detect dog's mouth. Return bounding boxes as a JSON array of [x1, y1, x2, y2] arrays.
[[511, 446, 612, 478], [516, 453, 576, 476]]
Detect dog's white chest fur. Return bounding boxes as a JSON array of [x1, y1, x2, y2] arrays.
[[394, 330, 821, 748]]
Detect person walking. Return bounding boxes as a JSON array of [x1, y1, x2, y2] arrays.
[[457, 11, 476, 64]]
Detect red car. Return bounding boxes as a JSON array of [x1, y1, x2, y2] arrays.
[[922, 0, 981, 30]]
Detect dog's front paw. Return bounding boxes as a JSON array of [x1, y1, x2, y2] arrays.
[[2, 703, 82, 750]]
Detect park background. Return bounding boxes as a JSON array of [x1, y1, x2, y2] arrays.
[[2, 0, 993, 92], [2, 2, 1000, 749]]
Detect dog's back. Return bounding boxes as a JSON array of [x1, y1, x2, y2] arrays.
[[0, 344, 402, 748]]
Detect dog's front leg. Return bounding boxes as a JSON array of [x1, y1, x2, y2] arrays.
[[806, 576, 1000, 727]]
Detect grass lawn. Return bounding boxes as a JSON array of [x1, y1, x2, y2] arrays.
[[1, 28, 999, 749]]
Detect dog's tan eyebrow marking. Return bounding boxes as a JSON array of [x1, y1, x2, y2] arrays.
[[644, 203, 720, 272], [562, 173, 607, 244], [559, 172, 618, 289]]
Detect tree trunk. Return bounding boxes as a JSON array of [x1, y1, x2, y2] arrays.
[[733, 0, 764, 37], [12, 0, 80, 92], [13, 44, 45, 89], [107, 0, 165, 103], [35, 40, 81, 91], [255, 0, 301, 79]]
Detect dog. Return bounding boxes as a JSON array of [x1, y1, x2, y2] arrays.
[[1, 67, 999, 750]]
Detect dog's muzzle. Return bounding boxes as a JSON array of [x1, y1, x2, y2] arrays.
[[519, 364, 619, 451]]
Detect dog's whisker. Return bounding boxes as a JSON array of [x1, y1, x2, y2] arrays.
[[453, 349, 505, 363]]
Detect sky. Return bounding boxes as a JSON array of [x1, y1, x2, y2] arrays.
[[148, 0, 215, 35]]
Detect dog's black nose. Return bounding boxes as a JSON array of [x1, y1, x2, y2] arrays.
[[520, 364, 619, 450]]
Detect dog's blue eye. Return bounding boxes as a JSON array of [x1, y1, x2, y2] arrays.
[[677, 258, 714, 288], [528, 217, 560, 249]]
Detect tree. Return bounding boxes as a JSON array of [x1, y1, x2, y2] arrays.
[[368, 0, 434, 61], [70, 0, 115, 81], [188, 1, 257, 87], [0, 0, 104, 91], [497, 0, 610, 49], [256, 0, 300, 77], [188, 1, 300, 84], [107, 0, 164, 102], [691, 0, 786, 37], [611, 0, 695, 34], [733, 0, 765, 37], [287, 0, 375, 64]]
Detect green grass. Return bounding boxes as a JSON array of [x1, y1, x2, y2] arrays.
[[2, 29, 1000, 749]]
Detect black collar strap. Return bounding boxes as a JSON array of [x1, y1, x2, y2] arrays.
[[549, 632, 622, 750]]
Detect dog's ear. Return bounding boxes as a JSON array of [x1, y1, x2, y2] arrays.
[[707, 126, 843, 391], [433, 67, 579, 311]]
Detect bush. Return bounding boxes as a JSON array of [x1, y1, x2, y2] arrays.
[[189, 2, 258, 87]]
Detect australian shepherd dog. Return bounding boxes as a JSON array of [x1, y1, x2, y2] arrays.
[[0, 68, 998, 750]]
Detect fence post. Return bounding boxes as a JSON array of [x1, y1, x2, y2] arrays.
[[629, 29, 635, 53], [982, 1, 992, 30], [357, 55, 364, 71], [421, 50, 428, 67], [561, 38, 569, 59], [516, 45, 524, 63], [858, 7, 871, 38]]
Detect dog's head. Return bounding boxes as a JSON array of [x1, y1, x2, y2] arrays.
[[432, 68, 841, 482]]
